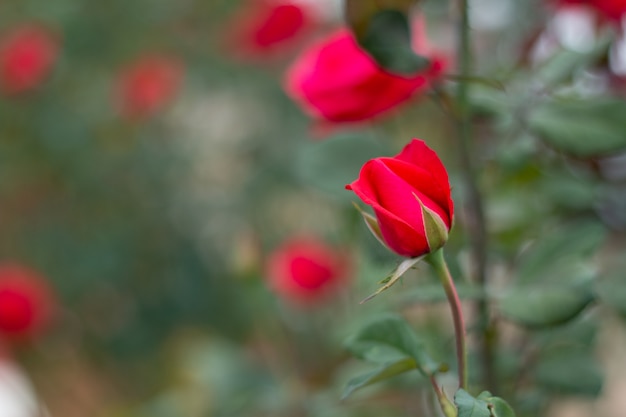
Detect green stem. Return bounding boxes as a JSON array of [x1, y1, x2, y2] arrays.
[[456, 0, 496, 391], [427, 249, 467, 390]]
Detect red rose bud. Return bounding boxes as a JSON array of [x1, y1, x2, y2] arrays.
[[284, 26, 447, 124], [346, 139, 454, 258], [224, 0, 316, 59], [0, 24, 59, 95], [0, 263, 56, 343], [266, 237, 351, 306], [115, 54, 184, 120]]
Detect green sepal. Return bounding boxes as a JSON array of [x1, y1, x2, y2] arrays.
[[415, 193, 449, 252], [352, 202, 388, 249], [360, 256, 423, 303]]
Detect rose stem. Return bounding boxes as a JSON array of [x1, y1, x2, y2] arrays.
[[428, 249, 467, 390], [455, 0, 497, 391]]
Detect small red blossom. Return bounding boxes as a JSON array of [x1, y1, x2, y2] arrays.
[[284, 26, 447, 124], [225, 0, 316, 59], [115, 54, 184, 120], [0, 24, 59, 95], [557, 0, 626, 22], [0, 263, 56, 342], [266, 237, 351, 306], [347, 139, 454, 258]]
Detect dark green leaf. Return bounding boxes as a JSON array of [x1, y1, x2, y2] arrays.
[[358, 10, 430, 75], [346, 314, 441, 375], [528, 98, 626, 157], [499, 286, 593, 327], [345, 0, 415, 38], [533, 349, 603, 396], [342, 357, 417, 399]]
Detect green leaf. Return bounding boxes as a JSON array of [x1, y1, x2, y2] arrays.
[[345, 0, 415, 39], [342, 357, 417, 399], [467, 84, 511, 118], [535, 316, 598, 350], [357, 9, 430, 75], [345, 314, 441, 375], [501, 223, 602, 327], [528, 98, 626, 157], [535, 37, 610, 86], [454, 389, 491, 417], [596, 269, 626, 316], [476, 392, 517, 417], [533, 349, 603, 396], [360, 256, 423, 303], [516, 221, 605, 285], [498, 285, 593, 328], [456, 390, 517, 417]]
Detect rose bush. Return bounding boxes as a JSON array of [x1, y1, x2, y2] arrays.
[[284, 27, 446, 124], [0, 24, 59, 95], [114, 54, 184, 120], [266, 237, 351, 306], [0, 263, 56, 342], [346, 139, 453, 258]]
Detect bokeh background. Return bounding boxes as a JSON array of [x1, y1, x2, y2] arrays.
[[2, 0, 626, 416]]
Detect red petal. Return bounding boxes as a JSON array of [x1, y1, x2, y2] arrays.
[[372, 206, 430, 257], [394, 139, 454, 221]]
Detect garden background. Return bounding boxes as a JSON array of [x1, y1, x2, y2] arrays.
[[2, 0, 626, 416]]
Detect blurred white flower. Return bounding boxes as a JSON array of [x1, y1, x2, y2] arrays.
[[0, 360, 49, 417]]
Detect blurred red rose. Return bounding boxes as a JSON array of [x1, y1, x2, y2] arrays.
[[224, 0, 317, 59], [0, 263, 56, 342], [115, 54, 184, 120], [0, 24, 59, 95], [346, 139, 454, 258], [284, 27, 447, 124], [557, 0, 626, 21], [266, 237, 351, 306]]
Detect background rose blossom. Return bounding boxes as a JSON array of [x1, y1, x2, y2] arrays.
[[0, 24, 59, 95], [114, 54, 184, 120], [0, 263, 56, 343], [224, 0, 317, 59], [266, 237, 351, 306], [284, 27, 447, 124]]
